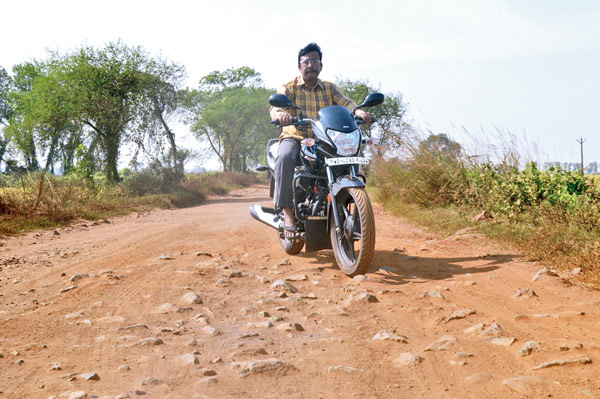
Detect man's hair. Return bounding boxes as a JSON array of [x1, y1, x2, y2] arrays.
[[298, 43, 323, 63]]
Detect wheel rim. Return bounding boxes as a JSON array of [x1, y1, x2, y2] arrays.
[[335, 193, 362, 266]]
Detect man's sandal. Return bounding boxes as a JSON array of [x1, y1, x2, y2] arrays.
[[282, 225, 296, 239]]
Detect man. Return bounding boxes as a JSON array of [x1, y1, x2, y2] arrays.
[[270, 42, 372, 238]]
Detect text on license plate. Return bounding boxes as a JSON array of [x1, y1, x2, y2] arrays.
[[325, 157, 369, 166]]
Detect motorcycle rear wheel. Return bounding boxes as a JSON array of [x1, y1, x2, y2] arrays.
[[330, 188, 375, 276], [279, 233, 305, 254]]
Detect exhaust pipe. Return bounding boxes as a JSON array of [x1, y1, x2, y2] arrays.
[[249, 204, 280, 230]]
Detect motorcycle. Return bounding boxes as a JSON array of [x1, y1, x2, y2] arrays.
[[250, 92, 384, 276]]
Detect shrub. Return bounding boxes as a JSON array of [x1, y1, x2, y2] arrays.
[[371, 132, 600, 276], [0, 169, 263, 236]]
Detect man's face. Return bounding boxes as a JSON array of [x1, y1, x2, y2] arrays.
[[298, 51, 322, 82]]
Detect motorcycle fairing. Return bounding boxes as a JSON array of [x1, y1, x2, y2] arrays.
[[318, 105, 358, 133]]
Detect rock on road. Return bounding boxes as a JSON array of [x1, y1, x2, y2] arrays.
[[1, 185, 599, 398]]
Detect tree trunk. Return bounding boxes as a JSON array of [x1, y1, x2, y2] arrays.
[[157, 110, 182, 174], [25, 136, 40, 171], [45, 135, 59, 173], [102, 130, 121, 182], [0, 138, 7, 168], [62, 133, 79, 175]]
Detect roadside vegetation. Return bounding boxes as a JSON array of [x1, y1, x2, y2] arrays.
[[371, 132, 600, 285], [0, 41, 408, 239], [0, 170, 263, 236], [2, 39, 597, 286], [0, 42, 280, 236]]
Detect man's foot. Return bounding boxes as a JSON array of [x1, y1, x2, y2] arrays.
[[282, 207, 295, 239]]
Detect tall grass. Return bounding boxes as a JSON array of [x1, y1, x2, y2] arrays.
[[0, 170, 264, 236], [371, 132, 600, 284]]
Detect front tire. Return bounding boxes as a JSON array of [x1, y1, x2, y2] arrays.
[[330, 188, 375, 276]]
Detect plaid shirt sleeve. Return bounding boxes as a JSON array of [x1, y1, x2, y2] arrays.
[[330, 82, 356, 109]]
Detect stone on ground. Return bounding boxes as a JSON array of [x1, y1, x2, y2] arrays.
[[501, 376, 545, 395], [393, 353, 424, 367], [372, 330, 408, 343], [231, 358, 296, 376]]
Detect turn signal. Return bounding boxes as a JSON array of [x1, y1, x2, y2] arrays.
[[301, 138, 315, 147], [327, 193, 331, 203]]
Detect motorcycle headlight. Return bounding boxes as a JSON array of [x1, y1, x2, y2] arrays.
[[328, 129, 361, 156]]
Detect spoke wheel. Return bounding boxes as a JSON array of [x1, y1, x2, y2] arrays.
[[330, 188, 375, 276]]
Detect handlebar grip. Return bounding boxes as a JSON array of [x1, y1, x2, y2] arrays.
[[271, 117, 309, 126], [355, 116, 377, 124]]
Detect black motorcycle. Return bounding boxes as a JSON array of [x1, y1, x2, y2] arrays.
[[250, 92, 384, 276]]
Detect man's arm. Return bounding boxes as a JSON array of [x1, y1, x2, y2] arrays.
[[331, 83, 356, 109], [331, 84, 372, 123], [332, 84, 373, 123]]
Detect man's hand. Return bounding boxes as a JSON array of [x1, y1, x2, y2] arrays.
[[278, 113, 294, 126], [355, 109, 373, 123]]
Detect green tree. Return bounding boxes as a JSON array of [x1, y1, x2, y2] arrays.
[[7, 60, 86, 174], [5, 62, 44, 171], [136, 59, 187, 175], [0, 66, 12, 166], [59, 42, 151, 182], [336, 78, 409, 156], [187, 67, 277, 172], [419, 133, 462, 158], [4, 43, 187, 179], [0, 66, 11, 124]]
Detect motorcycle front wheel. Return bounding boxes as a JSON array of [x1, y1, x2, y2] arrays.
[[330, 188, 376, 276]]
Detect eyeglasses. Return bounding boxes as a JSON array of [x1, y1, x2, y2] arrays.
[[300, 59, 321, 66]]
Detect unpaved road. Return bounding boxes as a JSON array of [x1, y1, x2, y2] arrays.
[[1, 185, 600, 399]]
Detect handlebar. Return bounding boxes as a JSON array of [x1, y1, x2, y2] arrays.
[[270, 118, 310, 126], [355, 115, 377, 124]]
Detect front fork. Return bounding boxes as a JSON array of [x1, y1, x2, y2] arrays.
[[327, 165, 362, 234], [327, 166, 343, 234]]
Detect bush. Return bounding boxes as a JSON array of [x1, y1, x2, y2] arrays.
[[371, 132, 600, 277], [0, 169, 263, 236]]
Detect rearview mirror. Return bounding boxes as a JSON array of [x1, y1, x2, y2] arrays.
[[269, 94, 293, 108], [357, 93, 385, 108]]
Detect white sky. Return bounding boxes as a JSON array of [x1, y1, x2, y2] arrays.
[[2, 0, 600, 166]]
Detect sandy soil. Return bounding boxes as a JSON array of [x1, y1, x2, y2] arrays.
[[1, 184, 599, 399]]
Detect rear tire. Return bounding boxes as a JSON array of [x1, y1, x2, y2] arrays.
[[279, 234, 305, 254], [330, 188, 375, 276]]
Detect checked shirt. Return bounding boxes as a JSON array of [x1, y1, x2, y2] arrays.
[[270, 76, 356, 141]]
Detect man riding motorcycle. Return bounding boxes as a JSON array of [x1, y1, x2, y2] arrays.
[[271, 42, 372, 238]]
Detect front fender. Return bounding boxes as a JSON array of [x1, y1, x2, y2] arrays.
[[331, 175, 365, 197]]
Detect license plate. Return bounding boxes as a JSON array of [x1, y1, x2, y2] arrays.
[[325, 157, 369, 166]]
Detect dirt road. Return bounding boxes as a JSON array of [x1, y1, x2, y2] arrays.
[[1, 185, 599, 398]]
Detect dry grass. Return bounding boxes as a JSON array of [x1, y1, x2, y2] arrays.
[[370, 131, 600, 286], [0, 170, 264, 237]]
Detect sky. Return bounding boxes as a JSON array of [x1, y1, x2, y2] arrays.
[[2, 0, 600, 167]]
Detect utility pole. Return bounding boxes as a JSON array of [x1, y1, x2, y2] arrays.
[[577, 137, 586, 174]]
